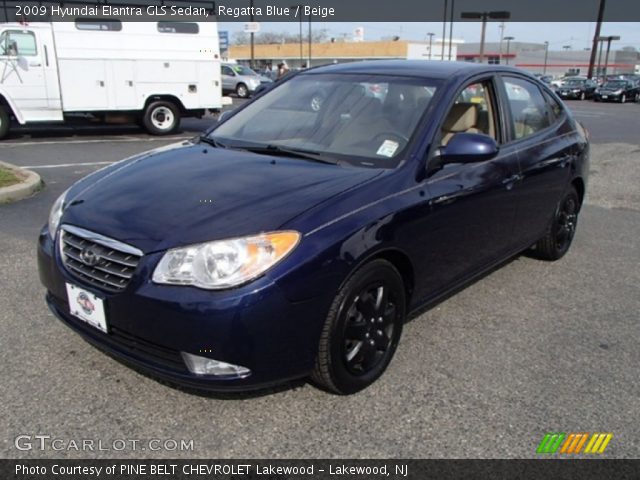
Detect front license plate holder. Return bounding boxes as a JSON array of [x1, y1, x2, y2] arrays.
[[66, 283, 108, 333]]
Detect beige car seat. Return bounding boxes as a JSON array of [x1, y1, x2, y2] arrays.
[[441, 103, 480, 145]]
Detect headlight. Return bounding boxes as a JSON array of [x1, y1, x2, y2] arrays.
[[48, 189, 69, 239], [152, 231, 300, 289], [614, 89, 623, 95], [572, 89, 581, 93]]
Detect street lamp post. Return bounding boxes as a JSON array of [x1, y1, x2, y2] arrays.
[[427, 32, 435, 60], [249, 0, 255, 69], [543, 41, 549, 74], [442, 0, 448, 60], [504, 36, 514, 65], [461, 10, 510, 63], [448, 0, 455, 61], [308, 16, 312, 67], [290, 5, 303, 67], [599, 35, 620, 77]]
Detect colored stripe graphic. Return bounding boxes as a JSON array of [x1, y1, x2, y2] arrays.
[[560, 433, 588, 453], [540, 433, 613, 454], [584, 433, 613, 454], [537, 433, 566, 454]]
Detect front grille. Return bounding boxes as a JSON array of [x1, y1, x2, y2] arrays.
[[60, 226, 143, 293]]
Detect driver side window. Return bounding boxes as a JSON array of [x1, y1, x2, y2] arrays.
[[0, 30, 37, 57], [441, 80, 497, 146]]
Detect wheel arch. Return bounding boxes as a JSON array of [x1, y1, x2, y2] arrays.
[[345, 247, 415, 309], [143, 95, 186, 113], [571, 177, 586, 211], [0, 92, 23, 124]]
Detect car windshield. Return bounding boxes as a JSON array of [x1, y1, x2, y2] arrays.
[[565, 79, 585, 86], [230, 65, 256, 76], [210, 73, 440, 168], [604, 80, 626, 88]]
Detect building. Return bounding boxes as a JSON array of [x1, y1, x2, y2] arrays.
[[458, 42, 640, 76], [228, 38, 463, 69]]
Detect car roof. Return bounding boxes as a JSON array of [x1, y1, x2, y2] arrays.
[[305, 60, 525, 80]]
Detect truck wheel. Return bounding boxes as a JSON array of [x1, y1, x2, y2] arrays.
[[0, 106, 10, 139], [143, 101, 180, 135], [235, 83, 249, 98]]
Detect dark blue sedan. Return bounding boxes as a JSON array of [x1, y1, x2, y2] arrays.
[[38, 61, 589, 394]]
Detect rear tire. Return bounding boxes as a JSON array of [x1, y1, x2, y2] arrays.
[[533, 186, 580, 261], [311, 259, 406, 394], [143, 100, 180, 135], [0, 106, 10, 139]]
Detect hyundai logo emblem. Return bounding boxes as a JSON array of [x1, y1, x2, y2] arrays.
[[79, 247, 101, 267]]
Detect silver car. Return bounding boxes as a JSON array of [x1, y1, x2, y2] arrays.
[[221, 64, 271, 98]]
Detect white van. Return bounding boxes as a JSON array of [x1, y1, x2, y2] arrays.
[[0, 21, 222, 138]]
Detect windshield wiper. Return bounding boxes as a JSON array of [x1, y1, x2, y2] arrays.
[[238, 144, 339, 165], [198, 135, 228, 149]]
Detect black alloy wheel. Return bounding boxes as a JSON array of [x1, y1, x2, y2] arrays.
[[534, 186, 580, 261], [312, 259, 406, 394]]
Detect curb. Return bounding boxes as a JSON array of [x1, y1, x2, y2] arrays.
[[0, 160, 43, 204]]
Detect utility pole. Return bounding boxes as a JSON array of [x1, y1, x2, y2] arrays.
[[587, 0, 606, 79], [543, 41, 549, 74]]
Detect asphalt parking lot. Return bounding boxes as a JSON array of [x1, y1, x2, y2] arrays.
[[1, 99, 639, 459]]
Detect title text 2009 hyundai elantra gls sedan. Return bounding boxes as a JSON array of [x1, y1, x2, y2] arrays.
[[38, 61, 589, 394]]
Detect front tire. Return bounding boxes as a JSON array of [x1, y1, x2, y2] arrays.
[[0, 106, 10, 139], [311, 259, 406, 394], [620, 94, 626, 104], [580, 91, 586, 101], [534, 186, 580, 261], [143, 100, 180, 135], [235, 83, 249, 98]]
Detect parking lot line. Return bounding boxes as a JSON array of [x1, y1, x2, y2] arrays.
[[22, 161, 116, 169], [0, 135, 192, 148]]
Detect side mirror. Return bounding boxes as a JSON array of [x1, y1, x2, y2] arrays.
[[440, 132, 499, 164], [218, 110, 232, 123]]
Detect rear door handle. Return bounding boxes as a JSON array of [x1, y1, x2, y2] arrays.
[[29, 62, 42, 67]]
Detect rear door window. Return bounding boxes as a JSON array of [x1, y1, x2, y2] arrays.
[[502, 77, 551, 140]]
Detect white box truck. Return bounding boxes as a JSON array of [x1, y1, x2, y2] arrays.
[[0, 20, 222, 138]]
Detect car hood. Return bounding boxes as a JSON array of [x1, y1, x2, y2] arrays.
[[61, 142, 381, 253]]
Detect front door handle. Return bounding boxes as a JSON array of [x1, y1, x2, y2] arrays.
[[502, 173, 523, 189]]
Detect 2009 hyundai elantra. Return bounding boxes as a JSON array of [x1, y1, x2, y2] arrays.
[[38, 61, 589, 394]]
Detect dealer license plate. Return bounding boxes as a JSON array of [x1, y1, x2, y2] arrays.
[[66, 283, 108, 333]]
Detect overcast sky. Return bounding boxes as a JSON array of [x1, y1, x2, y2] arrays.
[[220, 22, 640, 50]]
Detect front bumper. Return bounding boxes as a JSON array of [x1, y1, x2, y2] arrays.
[[38, 227, 330, 391], [594, 92, 622, 101], [558, 90, 583, 99]]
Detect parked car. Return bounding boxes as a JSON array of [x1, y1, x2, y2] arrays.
[[38, 61, 589, 394], [556, 78, 598, 100], [550, 75, 586, 90], [221, 63, 270, 98], [593, 79, 640, 103]]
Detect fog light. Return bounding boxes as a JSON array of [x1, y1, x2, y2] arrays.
[[181, 352, 251, 378]]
